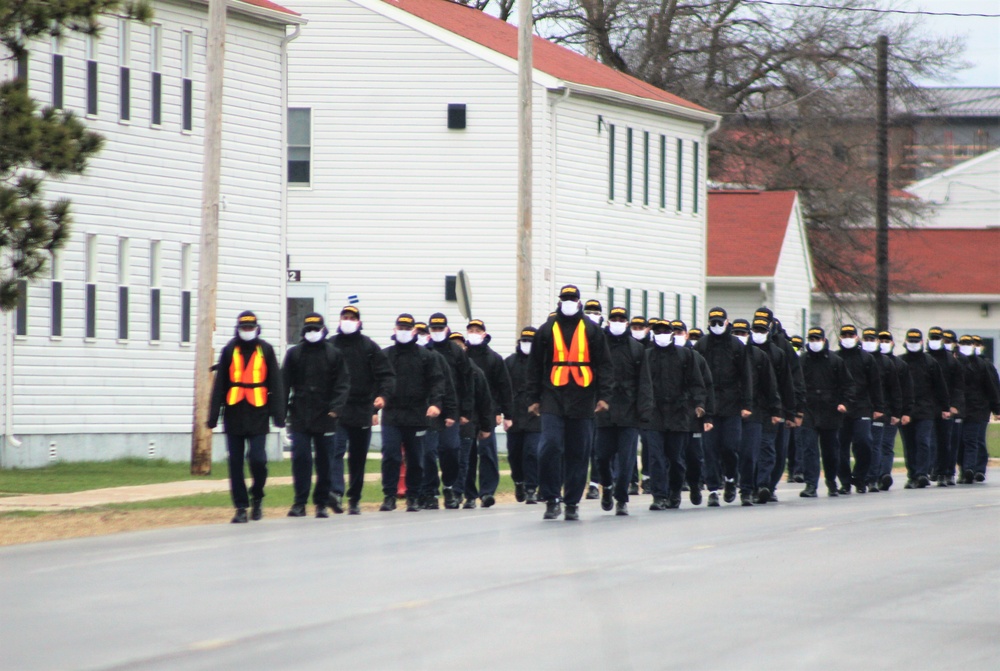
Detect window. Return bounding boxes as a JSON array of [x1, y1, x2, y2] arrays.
[[150, 240, 161, 341], [15, 280, 28, 336], [181, 243, 192, 343], [86, 235, 97, 338], [626, 127, 634, 204], [118, 238, 130, 340], [287, 108, 311, 184], [51, 251, 63, 337], [118, 19, 131, 121], [150, 25, 162, 125], [51, 35, 63, 109], [643, 131, 650, 206], [608, 124, 615, 201], [181, 31, 193, 131], [693, 141, 700, 214], [659, 135, 666, 209], [16, 50, 28, 83], [641, 289, 648, 318], [676, 138, 684, 212], [85, 35, 98, 116]]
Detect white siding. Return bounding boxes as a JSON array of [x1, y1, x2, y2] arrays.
[[904, 149, 1000, 229], [772, 197, 813, 335], [704, 286, 765, 325], [9, 1, 288, 440]]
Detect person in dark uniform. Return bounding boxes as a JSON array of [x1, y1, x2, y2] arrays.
[[798, 327, 854, 498], [835, 324, 885, 494], [926, 326, 964, 486], [786, 334, 806, 484], [680, 320, 714, 504], [694, 308, 754, 507], [596, 307, 654, 515], [583, 300, 605, 499], [281, 313, 351, 518], [425, 313, 475, 509], [451, 332, 495, 508], [465, 319, 513, 509], [329, 306, 395, 515], [527, 285, 614, 521], [645, 318, 707, 511], [415, 321, 459, 509], [869, 330, 912, 490], [208, 311, 285, 524], [731, 318, 782, 506], [629, 316, 652, 495], [899, 329, 950, 489], [379, 314, 446, 512], [956, 335, 1000, 483], [688, 328, 703, 344], [972, 336, 1000, 481], [861, 328, 904, 493], [505, 327, 542, 503]]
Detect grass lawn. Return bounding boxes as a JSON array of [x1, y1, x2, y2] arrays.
[[891, 422, 1000, 458]]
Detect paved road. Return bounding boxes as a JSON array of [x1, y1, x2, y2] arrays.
[[2, 482, 998, 670]]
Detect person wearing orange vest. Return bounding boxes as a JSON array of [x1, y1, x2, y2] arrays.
[[208, 311, 285, 524], [527, 285, 614, 521]]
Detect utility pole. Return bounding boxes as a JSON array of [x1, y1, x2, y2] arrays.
[[875, 35, 890, 331], [191, 0, 227, 475], [516, 0, 533, 334]]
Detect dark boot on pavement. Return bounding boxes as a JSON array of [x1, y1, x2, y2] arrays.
[[250, 498, 263, 521], [329, 495, 344, 514], [615, 501, 629, 516], [543, 500, 562, 520], [564, 504, 580, 521], [287, 503, 307, 517], [315, 506, 329, 519], [231, 508, 248, 524], [348, 499, 361, 515], [379, 496, 396, 511]]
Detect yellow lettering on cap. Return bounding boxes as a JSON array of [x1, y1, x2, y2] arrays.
[[305, 317, 321, 323], [239, 316, 256, 322]]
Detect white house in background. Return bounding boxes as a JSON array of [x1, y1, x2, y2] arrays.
[[705, 190, 813, 336], [902, 148, 1000, 228], [0, 0, 306, 467], [283, 0, 720, 355]]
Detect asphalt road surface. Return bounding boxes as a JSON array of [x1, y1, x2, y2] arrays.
[[2, 482, 999, 670]]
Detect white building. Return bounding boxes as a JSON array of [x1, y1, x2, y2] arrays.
[[283, 0, 720, 355], [0, 0, 306, 467], [902, 147, 1000, 229], [705, 190, 813, 335]]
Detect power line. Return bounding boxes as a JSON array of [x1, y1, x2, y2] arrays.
[[743, 1, 1000, 18]]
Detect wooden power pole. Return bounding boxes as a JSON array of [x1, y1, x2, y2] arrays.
[[875, 35, 890, 331], [516, 0, 533, 334], [191, 0, 227, 475]]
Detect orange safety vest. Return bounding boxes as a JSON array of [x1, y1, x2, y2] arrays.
[[550, 320, 593, 388], [227, 345, 268, 407]]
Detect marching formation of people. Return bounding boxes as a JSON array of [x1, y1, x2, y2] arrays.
[[207, 286, 1000, 523]]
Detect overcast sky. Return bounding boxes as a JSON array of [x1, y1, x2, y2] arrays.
[[894, 0, 999, 86]]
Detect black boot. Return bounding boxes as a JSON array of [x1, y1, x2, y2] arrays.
[[515, 483, 526, 502], [250, 498, 263, 521], [329, 495, 344, 514], [525, 488, 538, 504], [315, 506, 329, 519], [348, 499, 361, 515], [564, 504, 580, 521], [379, 496, 396, 511], [231, 508, 248, 524], [543, 500, 562, 520], [723, 480, 737, 503], [757, 487, 770, 504], [406, 497, 420, 512], [600, 487, 613, 511], [799, 483, 818, 498], [287, 503, 307, 517]]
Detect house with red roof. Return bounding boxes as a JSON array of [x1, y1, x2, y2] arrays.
[[706, 190, 813, 336], [282, 0, 720, 351], [2, 0, 306, 466]]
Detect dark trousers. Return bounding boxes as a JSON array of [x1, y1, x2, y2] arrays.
[[933, 417, 954, 478], [683, 432, 705, 490], [596, 426, 638, 502], [420, 428, 441, 498], [876, 423, 898, 479], [867, 421, 886, 483], [508, 431, 541, 490], [647, 430, 688, 500], [757, 426, 778, 491], [738, 420, 763, 494], [961, 420, 987, 475], [703, 415, 741, 491], [456, 434, 474, 498], [589, 435, 600, 485], [838, 417, 873, 488], [334, 424, 371, 502], [290, 431, 335, 507], [801, 426, 840, 488], [766, 422, 788, 491], [226, 433, 268, 509], [787, 426, 803, 476], [946, 419, 964, 478], [465, 430, 500, 499], [430, 424, 462, 493], [538, 413, 594, 505], [381, 425, 424, 498], [901, 419, 933, 481]]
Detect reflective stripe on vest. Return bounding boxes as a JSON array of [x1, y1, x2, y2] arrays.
[[550, 320, 593, 388], [227, 345, 268, 407]]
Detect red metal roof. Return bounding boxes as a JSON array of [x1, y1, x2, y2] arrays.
[[812, 228, 1000, 295], [707, 190, 798, 277], [239, 0, 300, 16], [380, 0, 707, 113]]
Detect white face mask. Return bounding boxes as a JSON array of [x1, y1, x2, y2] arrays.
[[879, 342, 893, 354], [959, 345, 974, 357], [608, 321, 628, 336], [709, 324, 726, 336], [417, 334, 430, 347], [808, 341, 824, 353], [840, 337, 858, 349], [339, 320, 359, 335], [519, 341, 532, 356], [238, 329, 257, 342], [395, 329, 414, 344], [560, 300, 580, 317], [653, 333, 673, 347], [673, 334, 687, 347], [303, 330, 324, 343], [586, 312, 602, 324], [975, 346, 984, 356], [631, 328, 648, 341], [735, 334, 749, 346], [943, 342, 954, 352], [862, 340, 878, 353], [466, 333, 485, 346], [927, 339, 942, 351], [430, 330, 447, 343], [905, 341, 923, 352], [751, 332, 768, 345]]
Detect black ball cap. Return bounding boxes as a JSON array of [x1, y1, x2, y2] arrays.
[[302, 312, 324, 329], [237, 310, 258, 328]]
